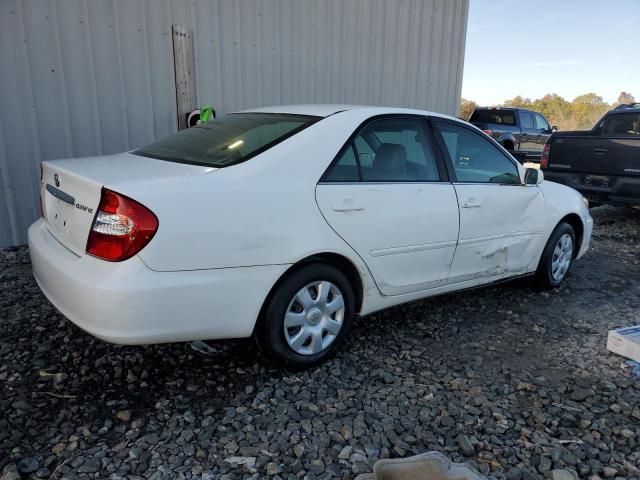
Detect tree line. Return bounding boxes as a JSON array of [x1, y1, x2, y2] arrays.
[[459, 92, 637, 131]]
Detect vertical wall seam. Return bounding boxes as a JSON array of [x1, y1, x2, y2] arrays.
[[111, 0, 131, 148], [50, 0, 75, 157], [16, 0, 43, 226], [0, 113, 20, 245], [141, 0, 157, 140], [83, 0, 105, 155], [454, 0, 469, 115]]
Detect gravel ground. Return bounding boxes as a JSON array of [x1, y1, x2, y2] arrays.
[[1, 206, 639, 480]]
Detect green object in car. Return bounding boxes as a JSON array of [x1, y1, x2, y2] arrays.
[[200, 105, 215, 123]]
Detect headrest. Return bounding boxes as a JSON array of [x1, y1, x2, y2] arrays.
[[373, 143, 407, 174]]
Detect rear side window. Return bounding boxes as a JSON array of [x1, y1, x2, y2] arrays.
[[469, 109, 516, 126], [602, 113, 640, 136], [323, 118, 441, 182], [323, 146, 359, 182], [133, 113, 319, 167], [519, 111, 534, 129]]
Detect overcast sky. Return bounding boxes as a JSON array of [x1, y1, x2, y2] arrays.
[[461, 0, 640, 105]]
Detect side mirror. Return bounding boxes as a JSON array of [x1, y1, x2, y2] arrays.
[[551, 125, 558, 132], [524, 167, 544, 185]]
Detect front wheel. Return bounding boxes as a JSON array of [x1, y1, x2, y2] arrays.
[[535, 222, 576, 289], [254, 264, 355, 368]]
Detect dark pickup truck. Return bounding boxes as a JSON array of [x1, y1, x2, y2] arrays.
[[469, 107, 556, 161], [541, 104, 640, 206]]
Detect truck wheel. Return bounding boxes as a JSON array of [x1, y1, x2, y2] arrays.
[[254, 264, 355, 369], [535, 222, 576, 289]]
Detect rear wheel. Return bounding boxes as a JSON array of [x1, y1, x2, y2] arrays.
[[254, 264, 355, 368], [535, 222, 576, 289]]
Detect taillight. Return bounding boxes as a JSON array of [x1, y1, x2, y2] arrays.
[[540, 143, 550, 169], [86, 188, 158, 262], [482, 129, 493, 136]]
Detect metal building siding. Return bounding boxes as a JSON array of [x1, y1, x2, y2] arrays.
[[0, 0, 468, 247]]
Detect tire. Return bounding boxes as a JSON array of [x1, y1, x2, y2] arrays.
[[502, 140, 514, 152], [254, 263, 355, 368], [535, 222, 576, 289]]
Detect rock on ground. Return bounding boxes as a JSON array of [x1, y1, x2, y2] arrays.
[[1, 206, 639, 479]]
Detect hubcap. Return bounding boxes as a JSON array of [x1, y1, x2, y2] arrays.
[[551, 233, 573, 282], [283, 281, 345, 356]]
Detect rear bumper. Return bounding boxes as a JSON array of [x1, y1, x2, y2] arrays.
[[28, 218, 288, 344], [544, 171, 640, 206]]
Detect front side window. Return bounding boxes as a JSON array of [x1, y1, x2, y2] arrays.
[[534, 113, 550, 131], [602, 113, 640, 136], [133, 113, 319, 167], [323, 118, 441, 182], [435, 122, 521, 184]]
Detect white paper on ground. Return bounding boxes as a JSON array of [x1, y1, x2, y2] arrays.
[[607, 325, 640, 363]]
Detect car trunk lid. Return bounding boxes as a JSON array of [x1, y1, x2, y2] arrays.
[[41, 152, 214, 256]]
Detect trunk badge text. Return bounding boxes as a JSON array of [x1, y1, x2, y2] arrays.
[[76, 203, 94, 214]]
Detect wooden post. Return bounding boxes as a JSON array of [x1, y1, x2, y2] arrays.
[[172, 25, 196, 131]]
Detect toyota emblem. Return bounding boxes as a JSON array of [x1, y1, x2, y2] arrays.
[[54, 173, 60, 187]]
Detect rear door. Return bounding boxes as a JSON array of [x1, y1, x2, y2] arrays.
[[432, 119, 545, 284], [316, 116, 460, 296]]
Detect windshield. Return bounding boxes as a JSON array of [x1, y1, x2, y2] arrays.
[[133, 113, 320, 167]]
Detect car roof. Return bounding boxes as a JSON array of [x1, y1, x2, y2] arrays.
[[610, 107, 640, 114], [474, 106, 523, 112], [236, 104, 455, 120]]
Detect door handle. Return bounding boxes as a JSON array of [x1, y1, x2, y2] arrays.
[[461, 201, 482, 208], [333, 201, 364, 212], [592, 148, 607, 154]]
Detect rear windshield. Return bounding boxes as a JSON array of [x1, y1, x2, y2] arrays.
[[133, 113, 320, 167], [469, 109, 516, 126]]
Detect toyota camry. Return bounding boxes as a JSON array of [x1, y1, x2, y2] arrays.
[[29, 105, 593, 368]]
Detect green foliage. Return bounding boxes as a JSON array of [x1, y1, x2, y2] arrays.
[[569, 93, 609, 130], [504, 96, 532, 109], [463, 91, 636, 131], [459, 98, 478, 120]]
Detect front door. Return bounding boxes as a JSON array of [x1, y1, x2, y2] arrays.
[[517, 111, 539, 155], [316, 117, 459, 296], [533, 113, 552, 154], [432, 120, 545, 284]]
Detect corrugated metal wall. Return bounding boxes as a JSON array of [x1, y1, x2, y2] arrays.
[[0, 0, 468, 247]]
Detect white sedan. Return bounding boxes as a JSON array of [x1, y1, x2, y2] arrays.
[[29, 105, 593, 368]]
